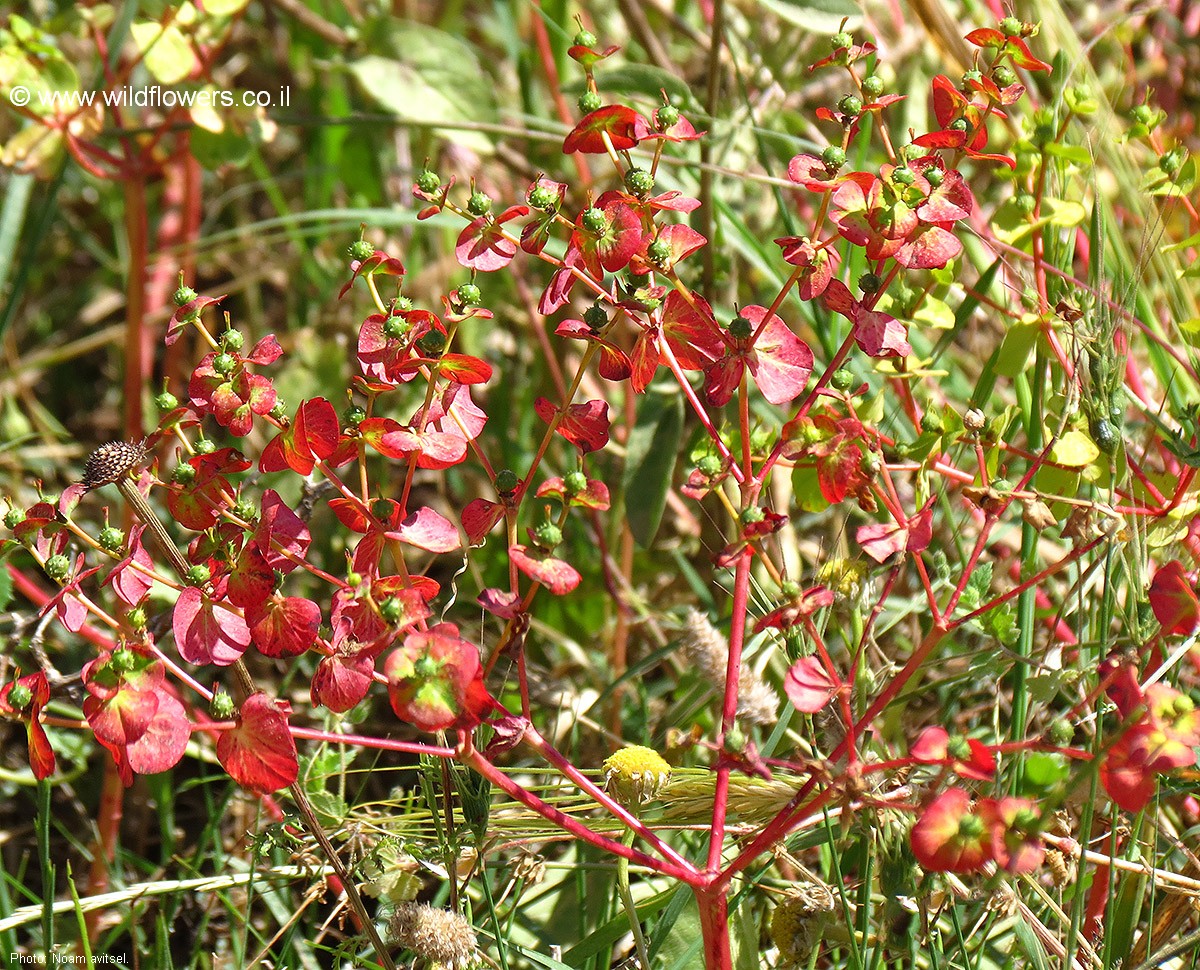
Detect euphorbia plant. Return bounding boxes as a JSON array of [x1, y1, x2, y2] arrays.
[[3, 8, 1200, 969]]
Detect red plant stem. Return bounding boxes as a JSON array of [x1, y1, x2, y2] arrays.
[[83, 763, 123, 940], [522, 726, 698, 874], [460, 744, 697, 883], [695, 887, 732, 970], [707, 551, 751, 873]]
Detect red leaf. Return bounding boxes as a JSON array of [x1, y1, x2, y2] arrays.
[[173, 586, 251, 666], [979, 797, 1045, 874], [438, 353, 493, 385], [509, 544, 582, 595], [1100, 731, 1158, 812], [563, 105, 644, 154], [783, 656, 839, 712], [852, 306, 912, 357], [255, 490, 311, 572], [124, 691, 189, 776], [248, 595, 321, 658], [461, 498, 505, 545], [385, 623, 491, 731], [260, 398, 339, 474], [743, 306, 814, 405], [105, 529, 155, 607], [1149, 560, 1199, 635], [662, 291, 724, 369], [216, 691, 299, 795], [389, 506, 461, 553], [534, 397, 610, 453], [910, 788, 993, 873], [312, 647, 378, 713]]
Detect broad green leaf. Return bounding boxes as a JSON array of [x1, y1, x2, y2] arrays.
[[1015, 917, 1052, 970], [1023, 752, 1068, 788], [349, 21, 499, 154], [1044, 142, 1091, 166], [623, 387, 683, 547], [130, 21, 196, 85], [574, 65, 693, 108], [0, 564, 12, 611], [995, 319, 1039, 377], [913, 294, 954, 330], [1050, 429, 1100, 468], [750, 0, 863, 33]]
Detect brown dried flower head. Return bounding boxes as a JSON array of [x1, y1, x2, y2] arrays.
[[389, 902, 478, 969], [82, 440, 149, 490]]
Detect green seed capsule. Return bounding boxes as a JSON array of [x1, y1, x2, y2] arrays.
[[99, 527, 125, 552], [348, 239, 375, 262], [495, 469, 520, 494], [1091, 418, 1119, 454], [415, 170, 441, 194], [45, 554, 71, 583], [578, 90, 602, 113]]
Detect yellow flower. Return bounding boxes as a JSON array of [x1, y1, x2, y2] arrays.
[[603, 745, 671, 805]]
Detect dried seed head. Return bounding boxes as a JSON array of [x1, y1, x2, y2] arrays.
[[389, 902, 478, 970], [770, 881, 836, 966], [82, 440, 148, 490], [680, 609, 779, 726]]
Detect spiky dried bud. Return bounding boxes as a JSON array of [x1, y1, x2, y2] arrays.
[[603, 744, 671, 805], [389, 903, 478, 970], [82, 440, 148, 490], [680, 609, 779, 726]]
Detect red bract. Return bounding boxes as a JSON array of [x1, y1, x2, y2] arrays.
[[359, 416, 467, 469], [168, 447, 252, 532], [536, 476, 611, 510], [82, 652, 188, 781], [783, 656, 840, 713], [104, 527, 155, 607], [808, 40, 877, 72], [337, 249, 406, 299], [916, 75, 1016, 168], [979, 797, 1045, 874], [389, 506, 461, 554], [569, 195, 643, 277], [534, 397, 610, 453], [39, 554, 102, 633], [462, 497, 507, 545], [384, 623, 492, 732], [629, 290, 725, 393], [965, 27, 1052, 72], [755, 586, 834, 632], [509, 544, 582, 595], [631, 223, 707, 275], [567, 42, 620, 67], [910, 726, 996, 780], [260, 398, 340, 475], [455, 205, 528, 271], [555, 318, 632, 381], [856, 500, 934, 563], [188, 335, 281, 437], [165, 294, 227, 345], [704, 306, 814, 407], [783, 412, 876, 507], [1148, 560, 1199, 635], [786, 154, 845, 192], [563, 105, 645, 154], [636, 107, 704, 143], [246, 594, 321, 658], [256, 489, 311, 573], [173, 585, 251, 666], [773, 236, 837, 299], [357, 308, 443, 386], [910, 787, 992, 873], [0, 671, 55, 779], [216, 691, 299, 794]]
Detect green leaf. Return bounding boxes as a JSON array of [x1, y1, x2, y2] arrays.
[[130, 21, 195, 85], [576, 65, 693, 108], [1049, 429, 1100, 468], [1015, 917, 1052, 970], [622, 387, 683, 547], [750, 0, 863, 33], [1023, 752, 1068, 789], [349, 21, 499, 154], [0, 565, 12, 611], [995, 319, 1039, 377], [1044, 142, 1091, 167], [913, 295, 954, 330]]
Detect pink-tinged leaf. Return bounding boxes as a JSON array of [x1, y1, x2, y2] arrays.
[[852, 306, 911, 358], [634, 223, 706, 273], [105, 529, 155, 607], [538, 265, 576, 315], [1, 672, 54, 780], [754, 586, 834, 631], [534, 397, 610, 453], [455, 210, 525, 272], [226, 544, 275, 609], [631, 327, 661, 392], [260, 398, 339, 474], [595, 343, 633, 382], [173, 586, 251, 666], [1100, 731, 1158, 812], [856, 520, 908, 563], [567, 42, 620, 67], [911, 725, 952, 761], [478, 588, 523, 618], [910, 725, 996, 780], [166, 294, 226, 345], [255, 490, 311, 572], [703, 355, 744, 407], [979, 797, 1046, 874], [413, 429, 468, 469], [821, 278, 857, 316], [312, 647, 378, 713], [661, 291, 724, 369], [509, 544, 582, 595], [787, 153, 842, 192], [84, 687, 158, 748], [248, 595, 320, 658], [910, 788, 993, 873], [125, 691, 188, 776], [484, 714, 529, 755], [743, 306, 814, 405], [563, 104, 644, 154], [895, 224, 962, 270], [389, 506, 461, 553], [783, 656, 839, 712], [437, 354, 493, 385], [1149, 560, 1199, 635], [462, 498, 505, 545], [216, 691, 299, 795], [918, 170, 973, 223], [385, 623, 492, 731], [536, 477, 611, 511]]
